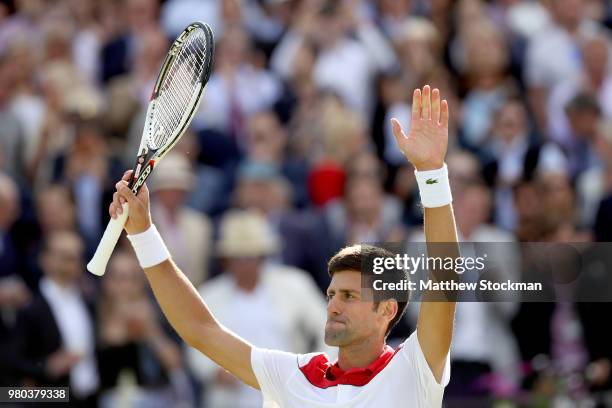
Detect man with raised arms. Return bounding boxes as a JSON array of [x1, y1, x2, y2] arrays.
[[110, 85, 458, 407]]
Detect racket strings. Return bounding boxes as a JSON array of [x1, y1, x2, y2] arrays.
[[153, 36, 205, 144], [148, 29, 210, 150]]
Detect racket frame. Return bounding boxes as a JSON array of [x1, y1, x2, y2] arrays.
[[87, 21, 214, 276], [129, 21, 214, 194]]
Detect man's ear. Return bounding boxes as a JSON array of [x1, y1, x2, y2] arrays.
[[382, 299, 398, 320]]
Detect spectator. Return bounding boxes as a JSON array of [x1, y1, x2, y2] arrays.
[[0, 172, 21, 277], [244, 110, 309, 205], [58, 119, 119, 250], [69, 0, 104, 86], [271, 0, 396, 117], [100, 0, 160, 83], [29, 62, 104, 187], [323, 157, 405, 248], [562, 93, 603, 178], [97, 252, 190, 408], [392, 18, 443, 94], [107, 28, 169, 148], [511, 169, 586, 396], [150, 153, 213, 287], [5, 38, 46, 173], [454, 16, 517, 148], [482, 98, 567, 231], [0, 51, 25, 178], [11, 230, 99, 406], [375, 0, 413, 38], [498, 0, 550, 40], [234, 160, 330, 289], [176, 132, 234, 216], [0, 172, 31, 385], [525, 0, 602, 132], [197, 25, 282, 142], [242, 0, 293, 53], [186, 210, 329, 408], [547, 32, 612, 146], [577, 119, 612, 229]]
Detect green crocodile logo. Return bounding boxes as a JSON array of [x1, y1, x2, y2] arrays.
[[425, 178, 438, 185]]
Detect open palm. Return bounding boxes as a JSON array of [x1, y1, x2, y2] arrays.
[[391, 85, 449, 171]]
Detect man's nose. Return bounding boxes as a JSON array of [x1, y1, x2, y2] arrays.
[[327, 296, 341, 315]]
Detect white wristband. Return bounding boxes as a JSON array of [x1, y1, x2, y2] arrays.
[[414, 164, 452, 208], [127, 224, 171, 268]]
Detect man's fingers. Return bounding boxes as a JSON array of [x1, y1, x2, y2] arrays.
[[412, 88, 421, 121], [111, 191, 122, 218], [432, 88, 441, 123], [421, 85, 431, 120], [391, 118, 404, 137], [109, 203, 117, 219], [441, 99, 449, 128], [116, 181, 138, 207], [137, 182, 149, 199], [390, 118, 407, 147], [122, 170, 133, 183], [110, 193, 119, 219]]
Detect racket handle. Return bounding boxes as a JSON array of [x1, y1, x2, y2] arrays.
[[87, 202, 130, 276]]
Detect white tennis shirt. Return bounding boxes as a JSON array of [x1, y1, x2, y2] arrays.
[[251, 331, 450, 408]]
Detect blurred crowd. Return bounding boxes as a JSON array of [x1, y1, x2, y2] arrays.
[[1, 0, 612, 406]]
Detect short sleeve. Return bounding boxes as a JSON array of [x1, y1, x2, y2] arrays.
[[251, 347, 299, 406], [400, 331, 451, 393]]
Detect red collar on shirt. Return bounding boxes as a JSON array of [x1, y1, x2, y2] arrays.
[[299, 345, 400, 388]]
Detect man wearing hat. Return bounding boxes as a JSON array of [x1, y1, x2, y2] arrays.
[[151, 153, 212, 287], [187, 210, 328, 408], [110, 85, 457, 407], [234, 160, 331, 291]]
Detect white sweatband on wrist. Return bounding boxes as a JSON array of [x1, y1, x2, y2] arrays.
[[127, 224, 170, 268], [414, 164, 453, 208]]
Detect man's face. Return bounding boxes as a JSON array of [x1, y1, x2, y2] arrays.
[[551, 0, 583, 29], [225, 257, 263, 282], [43, 232, 84, 284], [495, 101, 527, 142], [156, 188, 188, 212], [325, 271, 387, 347], [105, 254, 145, 301], [346, 179, 383, 222]]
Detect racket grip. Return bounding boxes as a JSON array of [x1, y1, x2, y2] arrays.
[[87, 202, 130, 276]]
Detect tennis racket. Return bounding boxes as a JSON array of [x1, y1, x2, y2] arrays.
[[87, 22, 215, 276]]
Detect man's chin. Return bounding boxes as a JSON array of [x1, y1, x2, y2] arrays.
[[324, 329, 348, 347]]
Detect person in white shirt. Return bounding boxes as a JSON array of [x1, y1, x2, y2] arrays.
[[12, 230, 99, 405], [524, 0, 603, 131], [187, 210, 329, 408], [270, 1, 396, 118], [109, 85, 458, 407]]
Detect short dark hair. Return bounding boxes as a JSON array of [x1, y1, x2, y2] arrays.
[[565, 92, 601, 116], [328, 245, 408, 338]]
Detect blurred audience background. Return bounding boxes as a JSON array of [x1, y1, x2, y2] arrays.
[[1, 0, 612, 406]]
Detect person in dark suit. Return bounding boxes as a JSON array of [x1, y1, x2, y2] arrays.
[[10, 230, 99, 406], [0, 172, 32, 385]]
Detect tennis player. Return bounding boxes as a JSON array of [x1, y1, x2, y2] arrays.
[[110, 85, 458, 407]]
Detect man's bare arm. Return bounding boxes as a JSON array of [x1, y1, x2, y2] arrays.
[[112, 173, 259, 389], [391, 85, 458, 383], [419, 205, 458, 383]]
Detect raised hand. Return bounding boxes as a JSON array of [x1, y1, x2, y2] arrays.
[[391, 85, 449, 171], [110, 170, 152, 235]]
